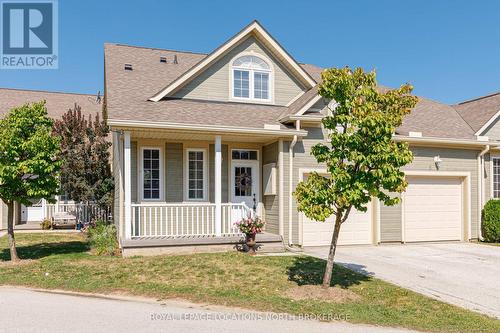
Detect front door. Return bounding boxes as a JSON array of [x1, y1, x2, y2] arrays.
[[231, 161, 259, 209]]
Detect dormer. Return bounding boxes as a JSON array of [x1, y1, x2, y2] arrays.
[[149, 21, 317, 106], [231, 53, 273, 103]]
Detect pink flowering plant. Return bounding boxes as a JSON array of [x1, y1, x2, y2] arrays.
[[235, 216, 265, 235]]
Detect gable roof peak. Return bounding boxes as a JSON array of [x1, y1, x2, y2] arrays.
[[149, 20, 317, 102]]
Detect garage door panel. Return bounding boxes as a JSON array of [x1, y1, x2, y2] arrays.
[[404, 176, 462, 242], [302, 208, 372, 246], [301, 172, 373, 246]]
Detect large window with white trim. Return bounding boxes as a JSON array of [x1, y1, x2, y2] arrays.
[[232, 55, 271, 102], [493, 157, 500, 198], [186, 149, 206, 200], [142, 148, 161, 200]]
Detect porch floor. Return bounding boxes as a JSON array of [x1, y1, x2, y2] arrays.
[[121, 232, 282, 248]]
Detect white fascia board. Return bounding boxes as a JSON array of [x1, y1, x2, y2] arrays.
[[108, 119, 308, 137], [279, 94, 323, 122], [474, 109, 500, 136], [295, 94, 322, 117], [393, 134, 500, 147]]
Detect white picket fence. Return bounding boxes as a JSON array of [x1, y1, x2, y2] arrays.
[[130, 202, 251, 238]]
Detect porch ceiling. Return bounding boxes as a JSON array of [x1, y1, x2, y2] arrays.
[[118, 127, 296, 143]]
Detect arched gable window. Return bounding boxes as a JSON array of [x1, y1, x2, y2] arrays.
[[232, 55, 272, 101]]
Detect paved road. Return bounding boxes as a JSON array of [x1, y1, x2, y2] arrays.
[[305, 242, 500, 319], [0, 287, 418, 333]]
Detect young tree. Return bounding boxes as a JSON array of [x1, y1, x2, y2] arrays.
[[0, 101, 61, 261], [294, 67, 418, 288], [53, 104, 113, 208]]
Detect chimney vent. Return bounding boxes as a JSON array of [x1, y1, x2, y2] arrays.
[[124, 64, 133, 70]]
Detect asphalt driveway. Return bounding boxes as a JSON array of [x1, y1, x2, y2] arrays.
[[305, 242, 500, 319]]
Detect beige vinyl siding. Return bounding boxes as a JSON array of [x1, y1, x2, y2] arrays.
[[262, 142, 279, 234], [173, 36, 306, 106], [165, 143, 183, 202], [284, 127, 325, 245], [379, 193, 402, 242], [209, 144, 229, 203], [482, 118, 500, 140], [379, 146, 481, 241]]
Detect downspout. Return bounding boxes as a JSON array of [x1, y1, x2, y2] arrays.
[[288, 120, 300, 246], [477, 145, 490, 241]]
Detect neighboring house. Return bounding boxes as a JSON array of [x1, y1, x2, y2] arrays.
[[0, 88, 102, 230], [105, 20, 500, 255]]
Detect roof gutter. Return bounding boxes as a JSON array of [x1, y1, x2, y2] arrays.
[[280, 114, 325, 123], [393, 135, 500, 147], [107, 119, 308, 137]]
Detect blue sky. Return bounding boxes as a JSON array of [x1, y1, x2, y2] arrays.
[[1, 0, 499, 104]]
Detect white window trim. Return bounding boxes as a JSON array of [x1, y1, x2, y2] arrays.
[[184, 148, 208, 202], [138, 146, 164, 202], [491, 155, 500, 199], [231, 149, 259, 161], [230, 148, 260, 205], [229, 52, 274, 104]]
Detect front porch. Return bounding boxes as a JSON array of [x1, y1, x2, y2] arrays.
[[113, 125, 290, 252], [130, 202, 251, 238]]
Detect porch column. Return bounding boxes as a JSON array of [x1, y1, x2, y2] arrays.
[[215, 135, 222, 236], [124, 131, 132, 239]]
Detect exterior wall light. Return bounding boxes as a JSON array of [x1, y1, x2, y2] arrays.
[[434, 155, 443, 170]]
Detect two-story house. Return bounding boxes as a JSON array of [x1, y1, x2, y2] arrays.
[[105, 21, 500, 256]]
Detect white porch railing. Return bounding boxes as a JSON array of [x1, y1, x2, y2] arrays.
[[45, 203, 111, 223], [130, 202, 252, 238]]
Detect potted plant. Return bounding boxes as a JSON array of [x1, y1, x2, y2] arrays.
[[235, 215, 265, 254]]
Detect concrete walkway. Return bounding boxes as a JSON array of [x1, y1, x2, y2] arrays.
[[0, 287, 419, 333], [305, 242, 500, 319]]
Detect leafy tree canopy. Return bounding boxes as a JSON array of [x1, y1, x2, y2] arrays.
[[294, 67, 418, 288], [0, 101, 61, 205], [295, 67, 419, 223], [53, 104, 113, 208]]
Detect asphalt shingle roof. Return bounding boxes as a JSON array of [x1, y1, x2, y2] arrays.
[[454, 92, 500, 133], [0, 88, 102, 119], [104, 43, 482, 140]]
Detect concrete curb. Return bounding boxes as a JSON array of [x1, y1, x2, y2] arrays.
[[0, 285, 254, 312]]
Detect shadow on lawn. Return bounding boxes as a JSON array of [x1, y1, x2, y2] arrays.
[[287, 256, 371, 288], [0, 241, 90, 261]]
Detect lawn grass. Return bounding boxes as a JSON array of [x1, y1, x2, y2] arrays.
[[1, 233, 499, 333]]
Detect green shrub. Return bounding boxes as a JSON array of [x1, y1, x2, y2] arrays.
[[87, 219, 119, 256], [481, 199, 500, 242], [40, 219, 53, 230]]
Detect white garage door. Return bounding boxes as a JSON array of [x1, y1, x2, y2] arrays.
[[404, 177, 462, 242], [301, 173, 373, 246]]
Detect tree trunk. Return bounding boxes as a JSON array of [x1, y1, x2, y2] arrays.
[[7, 201, 20, 261], [322, 213, 342, 288]]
